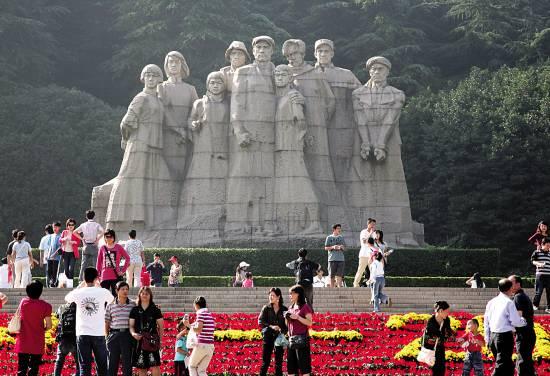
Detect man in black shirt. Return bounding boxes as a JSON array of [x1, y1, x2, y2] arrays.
[[285, 248, 320, 308], [509, 275, 535, 376]]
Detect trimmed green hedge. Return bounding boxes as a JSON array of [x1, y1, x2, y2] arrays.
[[139, 247, 501, 277], [28, 247, 502, 278]]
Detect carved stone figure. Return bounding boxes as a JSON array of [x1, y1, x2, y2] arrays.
[[106, 64, 172, 230], [282, 39, 342, 229], [273, 65, 323, 234], [158, 51, 198, 215], [226, 36, 277, 235], [314, 39, 362, 223], [220, 41, 250, 92], [177, 72, 230, 241], [351, 56, 418, 245]]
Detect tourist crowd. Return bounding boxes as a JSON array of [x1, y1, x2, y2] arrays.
[[4, 216, 550, 375]]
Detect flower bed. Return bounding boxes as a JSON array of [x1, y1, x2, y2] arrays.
[[2, 312, 550, 375]]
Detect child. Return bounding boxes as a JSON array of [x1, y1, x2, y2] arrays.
[[168, 255, 183, 287], [174, 321, 190, 376], [313, 269, 326, 288], [457, 318, 485, 375], [140, 265, 151, 287], [242, 271, 254, 288]]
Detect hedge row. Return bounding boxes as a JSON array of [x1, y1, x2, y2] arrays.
[[29, 275, 527, 288], [139, 247, 502, 277], [28, 247, 502, 278]]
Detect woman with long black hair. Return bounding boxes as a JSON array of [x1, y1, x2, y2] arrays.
[[258, 287, 288, 376], [285, 285, 313, 376], [423, 301, 454, 375]]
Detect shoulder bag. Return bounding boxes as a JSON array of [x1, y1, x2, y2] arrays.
[[140, 308, 161, 352], [104, 247, 124, 282], [8, 303, 22, 334], [417, 321, 443, 367]]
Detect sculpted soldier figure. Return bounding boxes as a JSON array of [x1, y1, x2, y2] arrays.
[[226, 36, 277, 235], [351, 56, 417, 245], [220, 41, 250, 92], [282, 39, 340, 230], [158, 51, 198, 213], [178, 72, 230, 234], [107, 64, 172, 230], [273, 65, 323, 234], [314, 39, 361, 190]]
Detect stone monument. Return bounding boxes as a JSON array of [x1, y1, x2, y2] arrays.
[[91, 37, 424, 247]]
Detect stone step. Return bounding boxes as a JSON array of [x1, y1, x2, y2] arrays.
[[1, 287, 544, 314]]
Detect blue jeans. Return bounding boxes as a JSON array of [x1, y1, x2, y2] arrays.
[[77, 335, 108, 376], [462, 351, 483, 375], [371, 276, 388, 312]]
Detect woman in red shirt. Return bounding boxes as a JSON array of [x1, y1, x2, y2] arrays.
[[96, 229, 130, 296], [15, 280, 52, 375], [60, 218, 82, 288]]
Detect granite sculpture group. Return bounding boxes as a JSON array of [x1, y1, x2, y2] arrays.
[[91, 36, 424, 247]]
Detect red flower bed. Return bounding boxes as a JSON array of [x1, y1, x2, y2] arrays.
[[2, 312, 550, 375]]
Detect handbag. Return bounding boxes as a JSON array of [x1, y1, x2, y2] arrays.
[[141, 331, 161, 352], [289, 334, 307, 349], [104, 247, 124, 282], [417, 322, 443, 367], [139, 308, 161, 352], [8, 304, 21, 334], [274, 333, 289, 348], [186, 327, 198, 349]]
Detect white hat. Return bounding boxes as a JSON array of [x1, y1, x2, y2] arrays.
[[366, 56, 392, 71], [252, 35, 275, 49], [315, 39, 334, 51], [225, 41, 251, 62], [239, 261, 250, 268]]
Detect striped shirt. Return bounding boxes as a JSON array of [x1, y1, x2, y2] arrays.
[[531, 250, 550, 275], [105, 299, 136, 329], [196, 308, 215, 344]]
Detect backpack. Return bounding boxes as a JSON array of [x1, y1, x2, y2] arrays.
[[296, 259, 314, 287], [56, 303, 77, 341]]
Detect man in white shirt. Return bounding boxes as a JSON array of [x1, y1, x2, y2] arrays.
[[484, 278, 527, 375], [66, 267, 113, 376], [353, 232, 379, 287], [38, 224, 53, 287], [76, 210, 104, 283]]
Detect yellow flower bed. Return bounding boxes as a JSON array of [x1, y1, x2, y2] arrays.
[[213, 329, 362, 342], [386, 312, 462, 331], [0, 327, 15, 347], [393, 314, 550, 362]]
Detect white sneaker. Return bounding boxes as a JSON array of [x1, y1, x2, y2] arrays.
[[545, 308, 550, 314], [534, 305, 539, 311]]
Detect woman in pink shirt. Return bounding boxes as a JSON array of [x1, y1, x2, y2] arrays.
[[60, 218, 82, 288], [15, 280, 52, 375], [96, 229, 130, 296]]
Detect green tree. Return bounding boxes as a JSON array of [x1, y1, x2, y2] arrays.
[[0, 0, 67, 84], [401, 62, 550, 253], [0, 85, 123, 245]]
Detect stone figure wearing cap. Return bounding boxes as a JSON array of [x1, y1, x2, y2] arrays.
[[226, 35, 278, 235], [178, 71, 230, 232], [106, 64, 172, 230], [273, 65, 323, 234], [350, 56, 418, 246], [158, 51, 199, 213], [282, 39, 341, 231], [220, 41, 250, 92], [314, 39, 361, 190]]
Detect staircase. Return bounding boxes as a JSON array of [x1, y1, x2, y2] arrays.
[[1, 287, 544, 315]]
